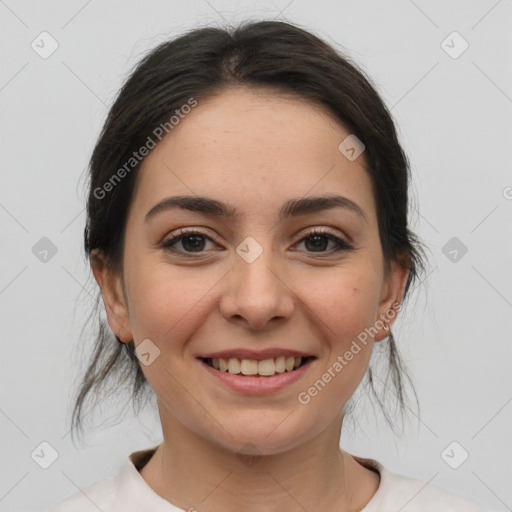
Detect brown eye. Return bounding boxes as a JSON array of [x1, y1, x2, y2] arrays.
[[296, 229, 354, 254], [161, 229, 216, 254]]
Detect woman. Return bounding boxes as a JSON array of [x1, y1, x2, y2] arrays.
[[49, 20, 493, 511]]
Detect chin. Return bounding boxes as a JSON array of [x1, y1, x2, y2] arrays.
[[202, 413, 314, 457]]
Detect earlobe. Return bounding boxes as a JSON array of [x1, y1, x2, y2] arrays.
[[90, 249, 133, 343], [375, 255, 410, 342], [374, 305, 396, 342]]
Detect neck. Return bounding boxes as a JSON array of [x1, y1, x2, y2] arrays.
[[139, 408, 378, 512]]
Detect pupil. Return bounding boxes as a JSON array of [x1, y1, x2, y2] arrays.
[[306, 235, 327, 252], [183, 235, 205, 251]]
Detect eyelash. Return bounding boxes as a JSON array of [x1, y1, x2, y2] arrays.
[[160, 228, 354, 256]]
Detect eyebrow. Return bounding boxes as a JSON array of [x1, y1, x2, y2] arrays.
[[144, 194, 368, 224]]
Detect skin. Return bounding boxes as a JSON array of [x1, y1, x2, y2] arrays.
[[91, 86, 409, 511]]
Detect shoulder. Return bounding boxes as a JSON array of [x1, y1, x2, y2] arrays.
[[47, 476, 116, 512], [379, 470, 491, 511], [353, 456, 494, 512], [46, 446, 163, 512]]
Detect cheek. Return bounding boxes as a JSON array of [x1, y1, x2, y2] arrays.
[[296, 271, 378, 419], [301, 264, 382, 342], [125, 259, 213, 346]]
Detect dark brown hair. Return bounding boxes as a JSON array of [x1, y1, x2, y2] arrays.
[[71, 19, 429, 445]]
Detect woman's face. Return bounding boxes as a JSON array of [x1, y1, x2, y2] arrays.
[[94, 87, 408, 455]]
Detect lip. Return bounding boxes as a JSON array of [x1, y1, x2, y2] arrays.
[[197, 357, 315, 396], [197, 348, 314, 361]]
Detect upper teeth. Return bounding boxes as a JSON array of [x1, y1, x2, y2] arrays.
[[211, 356, 303, 376]]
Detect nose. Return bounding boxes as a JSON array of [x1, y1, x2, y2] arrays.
[[219, 247, 295, 330]]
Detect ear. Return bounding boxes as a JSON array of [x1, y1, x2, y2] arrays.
[[374, 253, 410, 342], [90, 249, 133, 343]]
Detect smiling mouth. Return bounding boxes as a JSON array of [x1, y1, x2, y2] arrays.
[[199, 356, 316, 377]]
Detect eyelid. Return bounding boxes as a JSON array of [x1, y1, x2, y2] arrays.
[[160, 226, 354, 255], [161, 227, 219, 246], [293, 227, 354, 252], [296, 226, 349, 243]]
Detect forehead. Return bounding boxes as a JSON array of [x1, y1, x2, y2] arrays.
[[130, 87, 375, 224]]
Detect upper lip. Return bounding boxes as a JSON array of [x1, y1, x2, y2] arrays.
[[197, 348, 315, 361]]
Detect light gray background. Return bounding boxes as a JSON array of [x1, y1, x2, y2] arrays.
[[1, 1, 511, 511]]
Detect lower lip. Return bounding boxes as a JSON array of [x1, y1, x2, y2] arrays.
[[198, 358, 315, 396]]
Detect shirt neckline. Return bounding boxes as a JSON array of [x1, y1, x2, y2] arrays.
[[117, 446, 387, 511]]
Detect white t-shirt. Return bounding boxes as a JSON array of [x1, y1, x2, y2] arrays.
[[47, 446, 494, 511]]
